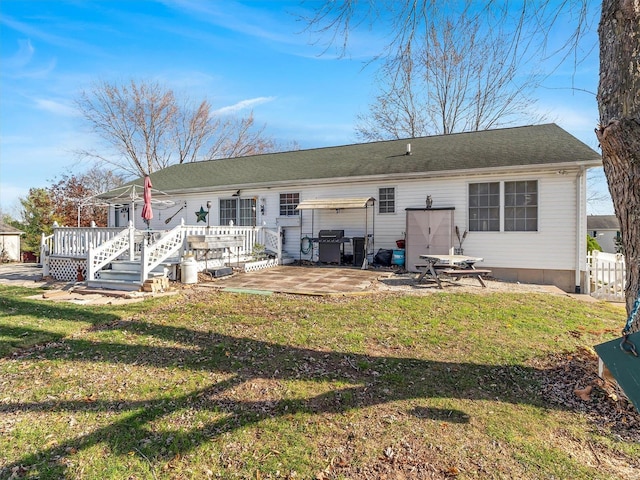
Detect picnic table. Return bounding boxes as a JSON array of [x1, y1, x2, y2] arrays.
[[415, 254, 491, 288]]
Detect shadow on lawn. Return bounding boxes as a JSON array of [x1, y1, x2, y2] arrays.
[[0, 293, 123, 357], [1, 295, 550, 478]]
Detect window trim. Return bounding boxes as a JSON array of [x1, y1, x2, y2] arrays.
[[467, 180, 539, 233], [279, 192, 300, 216], [378, 186, 396, 214], [503, 180, 538, 232], [468, 181, 500, 232], [219, 197, 256, 226]]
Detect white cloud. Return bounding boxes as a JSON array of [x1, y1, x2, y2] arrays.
[[33, 98, 78, 117], [213, 96, 276, 115], [5, 38, 34, 68], [158, 0, 381, 60]]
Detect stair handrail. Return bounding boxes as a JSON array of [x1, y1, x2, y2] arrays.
[[87, 224, 134, 281], [140, 221, 186, 283], [262, 227, 282, 262], [40, 232, 54, 276]]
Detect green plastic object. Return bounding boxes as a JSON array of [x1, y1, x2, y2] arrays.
[[594, 331, 640, 412]]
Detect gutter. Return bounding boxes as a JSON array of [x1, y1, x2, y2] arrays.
[[575, 166, 586, 293]]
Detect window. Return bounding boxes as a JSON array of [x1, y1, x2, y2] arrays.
[[279, 193, 299, 216], [504, 181, 538, 231], [468, 180, 539, 232], [468, 182, 500, 231], [219, 199, 237, 226], [379, 187, 395, 214], [219, 198, 256, 226]]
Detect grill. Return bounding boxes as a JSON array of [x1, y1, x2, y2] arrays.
[[318, 230, 347, 263]]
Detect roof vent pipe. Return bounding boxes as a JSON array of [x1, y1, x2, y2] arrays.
[[406, 143, 411, 155]]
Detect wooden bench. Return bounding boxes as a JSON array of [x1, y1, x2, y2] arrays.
[[187, 235, 245, 262], [415, 264, 452, 271], [414, 263, 457, 286], [439, 268, 492, 287], [187, 235, 244, 250]]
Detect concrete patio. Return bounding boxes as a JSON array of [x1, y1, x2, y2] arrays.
[[202, 265, 394, 295]]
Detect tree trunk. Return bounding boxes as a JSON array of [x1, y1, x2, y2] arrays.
[[596, 0, 640, 332]]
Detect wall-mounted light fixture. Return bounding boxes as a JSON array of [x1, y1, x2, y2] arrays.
[[206, 200, 212, 228], [260, 198, 265, 215]]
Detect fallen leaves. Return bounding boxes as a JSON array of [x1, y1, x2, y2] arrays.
[[536, 348, 640, 442], [574, 385, 593, 401]]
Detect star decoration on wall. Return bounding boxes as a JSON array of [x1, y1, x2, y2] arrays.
[[195, 206, 208, 223]]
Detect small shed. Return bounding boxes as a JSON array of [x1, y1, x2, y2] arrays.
[[0, 222, 24, 262]]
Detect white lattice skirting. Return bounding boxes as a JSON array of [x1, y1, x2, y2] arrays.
[[48, 257, 87, 282], [243, 258, 279, 272]]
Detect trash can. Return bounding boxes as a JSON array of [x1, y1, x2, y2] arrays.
[[180, 255, 198, 284], [391, 249, 405, 266]]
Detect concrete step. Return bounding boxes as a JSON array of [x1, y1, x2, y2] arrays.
[[110, 260, 140, 272], [99, 270, 140, 282], [110, 259, 172, 272], [86, 279, 142, 291], [99, 269, 165, 281], [280, 255, 296, 265]]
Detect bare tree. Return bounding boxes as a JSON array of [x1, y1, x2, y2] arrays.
[[357, 10, 540, 140], [586, 169, 614, 213], [80, 165, 127, 198], [356, 50, 429, 141], [207, 112, 277, 159], [76, 80, 278, 177], [305, 0, 640, 328]]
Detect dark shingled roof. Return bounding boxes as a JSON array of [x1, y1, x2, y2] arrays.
[[587, 215, 620, 230], [102, 123, 601, 196]]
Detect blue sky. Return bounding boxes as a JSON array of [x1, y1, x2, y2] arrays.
[[0, 0, 613, 217]]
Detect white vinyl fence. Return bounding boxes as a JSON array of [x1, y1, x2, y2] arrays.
[[586, 250, 626, 302]]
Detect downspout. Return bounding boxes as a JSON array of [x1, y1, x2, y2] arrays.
[[575, 166, 586, 293]]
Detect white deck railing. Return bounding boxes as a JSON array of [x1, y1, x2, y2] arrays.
[[586, 250, 626, 302], [40, 223, 282, 282]]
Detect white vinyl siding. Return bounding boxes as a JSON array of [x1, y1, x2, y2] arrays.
[[157, 170, 582, 273]]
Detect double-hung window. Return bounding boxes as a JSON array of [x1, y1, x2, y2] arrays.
[[279, 193, 300, 216], [468, 180, 538, 232], [468, 182, 500, 231], [379, 187, 395, 214], [504, 181, 538, 231]]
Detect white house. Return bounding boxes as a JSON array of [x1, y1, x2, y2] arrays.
[[97, 123, 601, 293], [588, 215, 621, 253], [0, 222, 23, 262]]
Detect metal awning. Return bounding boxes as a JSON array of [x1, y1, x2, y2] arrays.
[[296, 197, 375, 210]]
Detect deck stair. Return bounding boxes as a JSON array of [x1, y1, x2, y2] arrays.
[[87, 259, 169, 291]]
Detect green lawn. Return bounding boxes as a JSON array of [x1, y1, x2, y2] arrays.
[[0, 284, 637, 479]]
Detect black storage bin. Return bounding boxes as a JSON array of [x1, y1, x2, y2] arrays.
[[353, 237, 365, 266]]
